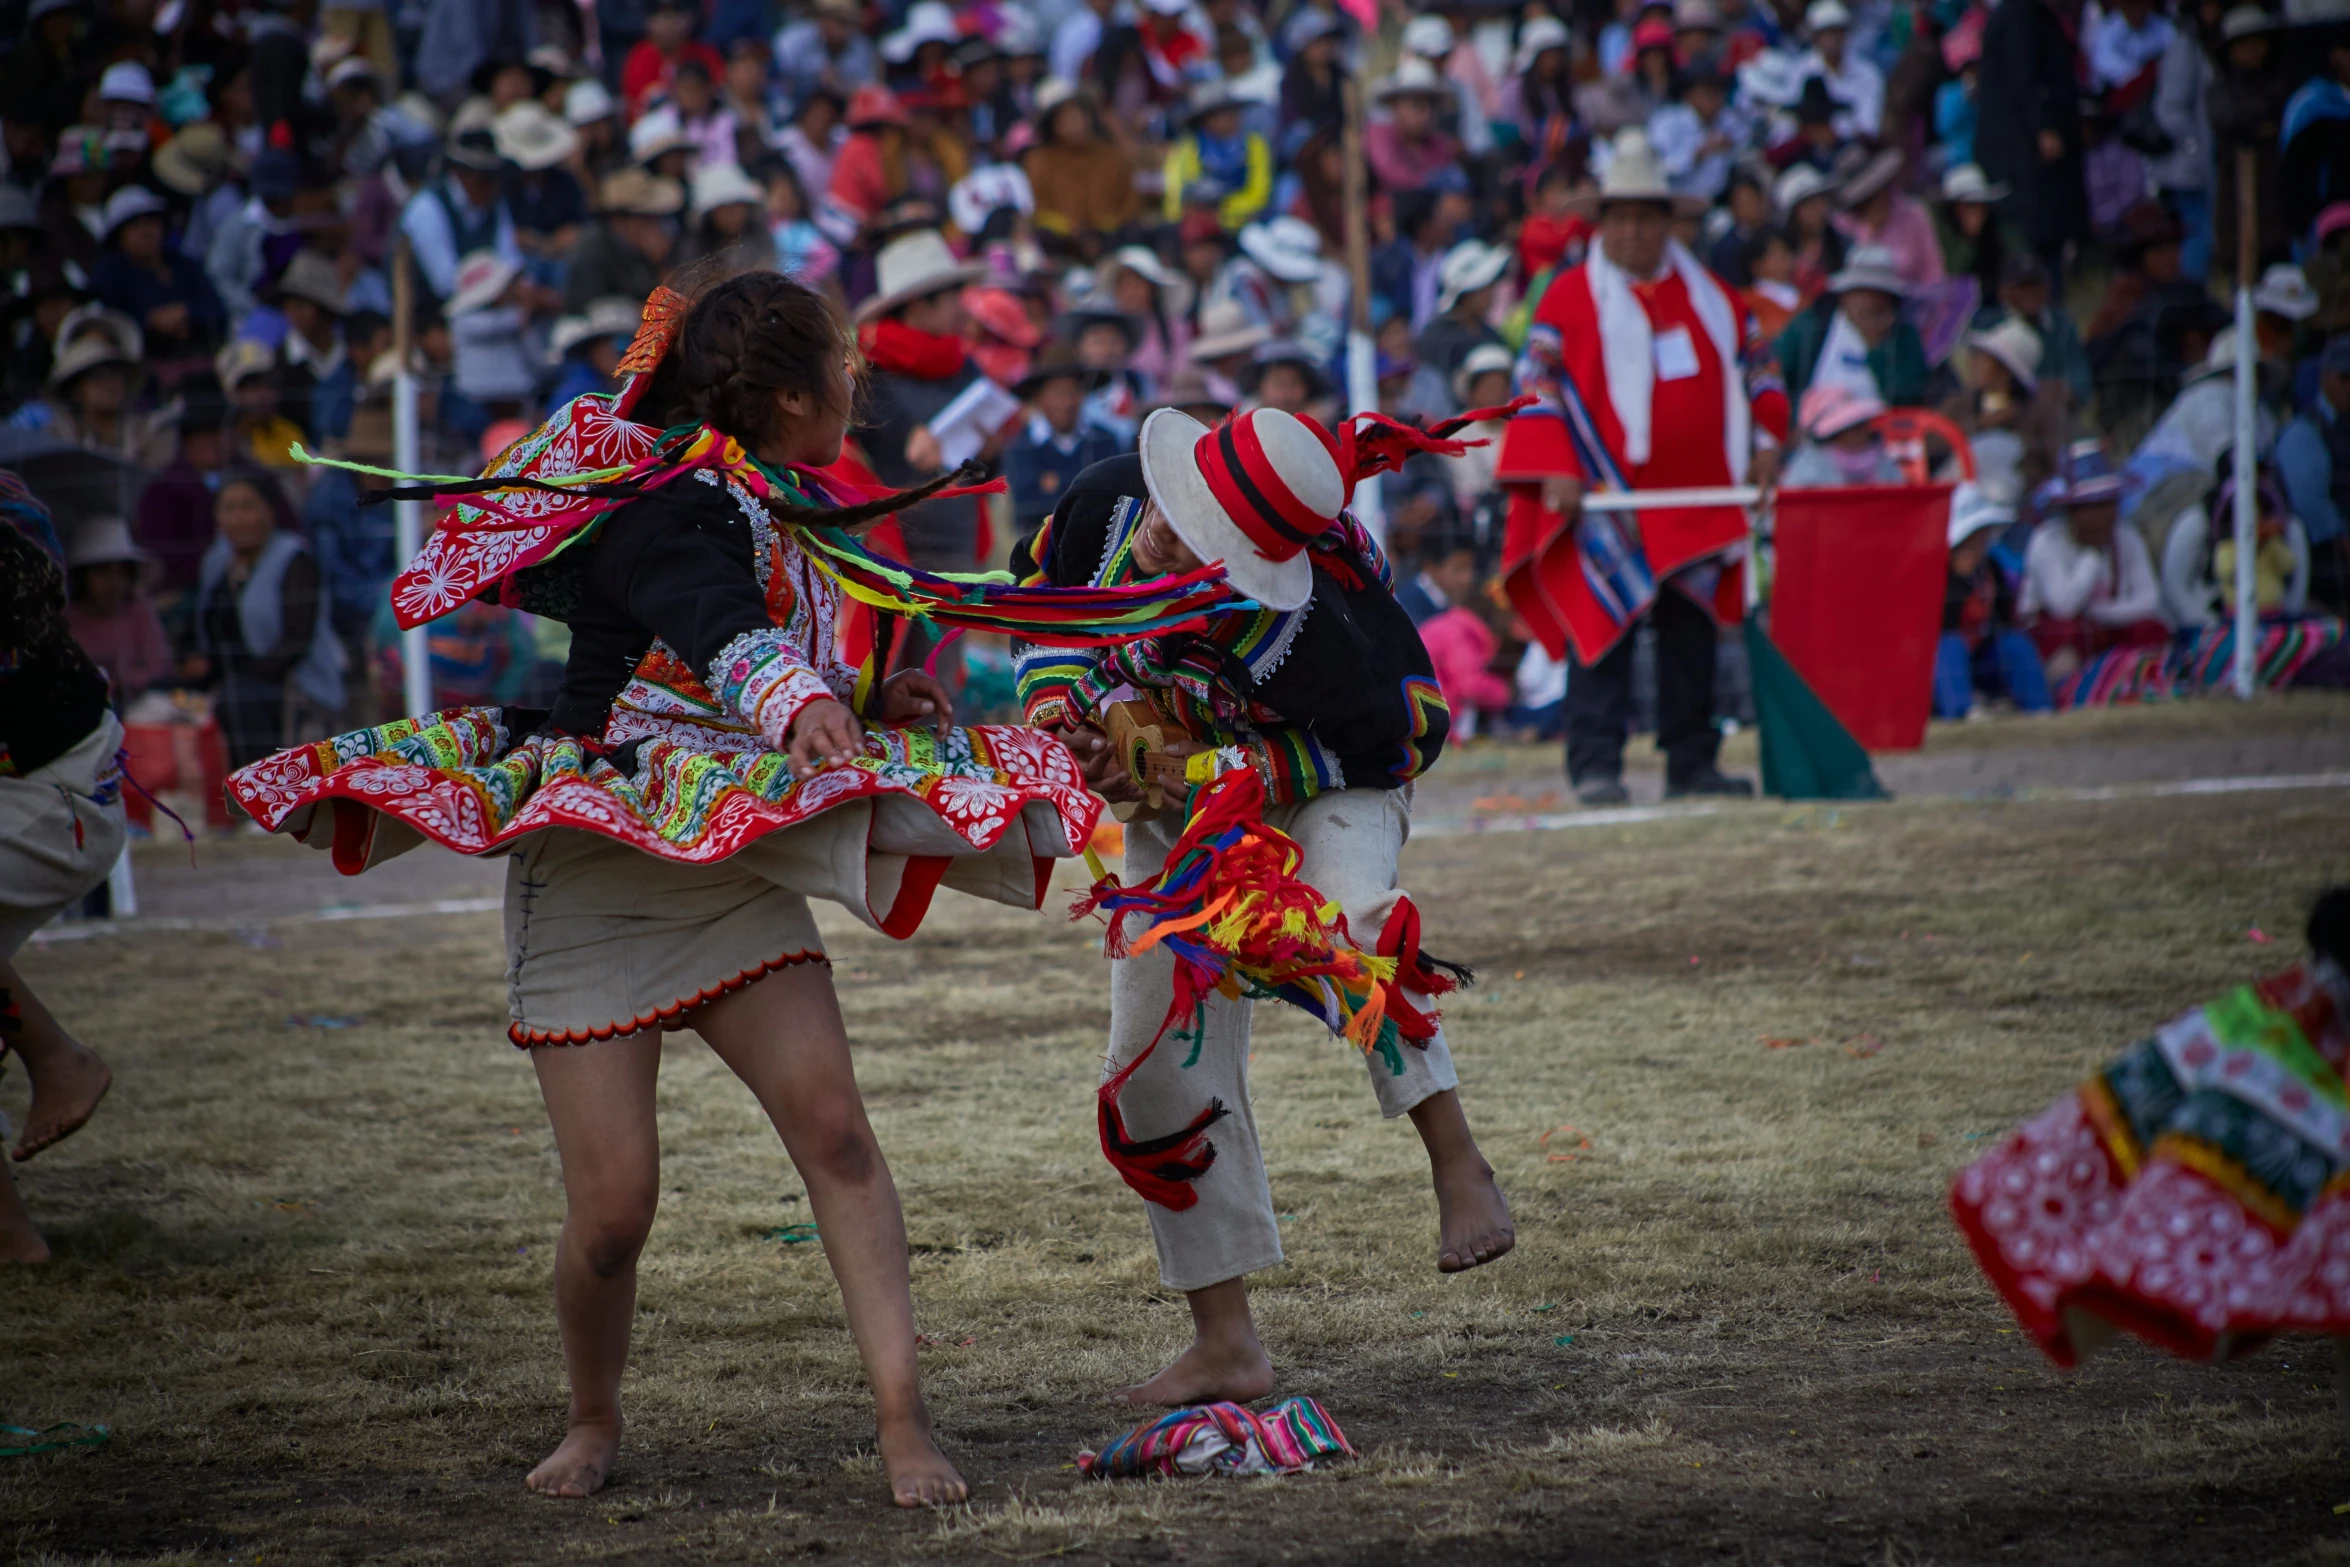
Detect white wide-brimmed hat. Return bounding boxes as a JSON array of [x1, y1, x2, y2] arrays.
[[2184, 324, 2244, 382], [1435, 239, 1509, 311], [690, 159, 763, 220], [1774, 163, 1837, 214], [1402, 14, 1454, 56], [1451, 341, 1516, 408], [1104, 243, 1195, 318], [1376, 57, 1450, 103], [65, 515, 150, 569], [99, 184, 167, 238], [1946, 480, 2014, 547], [565, 77, 618, 126], [1188, 298, 1273, 362], [1597, 128, 1673, 204], [449, 249, 522, 315], [1238, 215, 1323, 282], [855, 228, 986, 322], [881, 0, 959, 63], [1513, 15, 1572, 72], [1826, 243, 1908, 296], [1838, 146, 1903, 207], [1138, 406, 1341, 610], [1939, 162, 2008, 204], [599, 166, 686, 216], [1806, 0, 1853, 30], [549, 296, 645, 359], [494, 101, 579, 171], [2252, 262, 2319, 321], [1965, 315, 2042, 390], [628, 104, 695, 164]]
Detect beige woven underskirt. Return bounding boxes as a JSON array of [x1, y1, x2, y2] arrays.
[[501, 798, 1055, 1045], [0, 714, 127, 958]]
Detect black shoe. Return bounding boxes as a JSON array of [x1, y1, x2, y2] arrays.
[[1664, 767, 1756, 800], [1574, 777, 1630, 807]]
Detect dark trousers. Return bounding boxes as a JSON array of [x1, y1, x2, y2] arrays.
[[1565, 589, 1721, 787]]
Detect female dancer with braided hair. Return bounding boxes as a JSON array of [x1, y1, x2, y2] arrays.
[[220, 272, 1219, 1504]]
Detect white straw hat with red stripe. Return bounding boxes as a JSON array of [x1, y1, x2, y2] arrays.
[[1138, 406, 1340, 611]]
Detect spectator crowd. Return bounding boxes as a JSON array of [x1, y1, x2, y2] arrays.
[[10, 0, 2350, 792]]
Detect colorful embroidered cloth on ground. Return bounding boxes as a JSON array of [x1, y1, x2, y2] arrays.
[[2053, 616, 2344, 709], [1076, 1398, 1353, 1479], [1950, 962, 2350, 1366]]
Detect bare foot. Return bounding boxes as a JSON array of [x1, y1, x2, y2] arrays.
[[525, 1419, 619, 1498], [1435, 1158, 1515, 1274], [1111, 1333, 1276, 1408], [13, 1042, 110, 1162], [0, 1214, 48, 1265], [878, 1411, 967, 1508]]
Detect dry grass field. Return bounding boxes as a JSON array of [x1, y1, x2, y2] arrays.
[[6, 698, 2350, 1565]]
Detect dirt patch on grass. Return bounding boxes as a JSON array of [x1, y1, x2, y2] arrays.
[[6, 765, 2350, 1564]]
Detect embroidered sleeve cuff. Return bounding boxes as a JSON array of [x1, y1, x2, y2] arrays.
[[711, 627, 837, 750], [1242, 729, 1346, 805], [1014, 642, 1099, 730]]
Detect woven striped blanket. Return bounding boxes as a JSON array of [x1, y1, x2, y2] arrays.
[[2054, 616, 2344, 710]]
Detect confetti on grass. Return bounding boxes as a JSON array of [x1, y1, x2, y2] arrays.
[[1, 1423, 108, 1458], [1540, 1126, 1591, 1162], [766, 1224, 819, 1245]]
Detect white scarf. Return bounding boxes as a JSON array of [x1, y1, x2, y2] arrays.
[[1582, 237, 1749, 481], [1812, 307, 1882, 403]]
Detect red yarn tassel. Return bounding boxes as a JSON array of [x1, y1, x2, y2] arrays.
[[1097, 1036, 1229, 1210]]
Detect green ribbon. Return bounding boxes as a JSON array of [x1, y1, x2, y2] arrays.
[[765, 1224, 820, 1245], [1, 1422, 109, 1457]]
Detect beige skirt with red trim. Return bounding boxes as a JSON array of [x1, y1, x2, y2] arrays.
[[503, 803, 1054, 1046]]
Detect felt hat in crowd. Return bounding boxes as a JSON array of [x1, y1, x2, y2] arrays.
[[50, 330, 137, 390], [1946, 481, 2014, 548], [269, 249, 348, 314], [99, 184, 166, 240], [565, 78, 618, 126], [1838, 147, 1904, 208], [846, 84, 912, 128], [1436, 240, 1509, 312], [1965, 315, 2042, 391], [1375, 57, 1449, 104], [448, 249, 522, 315], [690, 160, 764, 221], [2220, 4, 2278, 39], [2051, 439, 2128, 507], [1188, 298, 1273, 362], [856, 228, 986, 322], [1826, 243, 1908, 297], [2183, 325, 2246, 383], [1805, 0, 1852, 31], [445, 126, 507, 173], [1451, 341, 1516, 409], [152, 122, 229, 195], [494, 101, 579, 171], [1237, 216, 1323, 282], [65, 515, 149, 570], [880, 0, 959, 64], [1402, 15, 1454, 57], [1101, 244, 1195, 319], [1597, 128, 1673, 205], [1774, 163, 1837, 215], [599, 166, 686, 217], [1798, 382, 1883, 440], [1138, 405, 1342, 610], [1939, 163, 2008, 205], [2252, 262, 2319, 321], [1150, 364, 1240, 421], [1791, 74, 1844, 125], [1513, 16, 1572, 72], [1013, 339, 1110, 398], [1238, 337, 1333, 399], [549, 295, 644, 360], [98, 61, 155, 105], [964, 285, 1043, 347], [627, 105, 695, 164]]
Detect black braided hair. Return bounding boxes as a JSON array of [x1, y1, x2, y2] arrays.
[[634, 268, 984, 533]]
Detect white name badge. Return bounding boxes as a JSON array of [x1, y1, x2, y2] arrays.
[[1652, 325, 1701, 382]]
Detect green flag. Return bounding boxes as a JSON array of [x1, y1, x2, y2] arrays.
[[1744, 613, 1889, 801]]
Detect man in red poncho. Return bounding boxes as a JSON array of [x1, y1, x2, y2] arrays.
[[1496, 127, 1789, 806]]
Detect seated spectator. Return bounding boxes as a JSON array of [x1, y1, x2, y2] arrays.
[[1706, 164, 1775, 285], [1371, 188, 1470, 334], [1933, 164, 2025, 303], [1443, 343, 1517, 518], [2019, 441, 2170, 675], [255, 251, 357, 445], [1003, 343, 1121, 530], [1146, 365, 1240, 426], [623, 0, 725, 118], [546, 297, 642, 410], [854, 229, 999, 575], [1936, 12, 1984, 167], [35, 316, 176, 468], [216, 339, 309, 472], [1186, 297, 1271, 385], [1415, 241, 1508, 405], [1783, 384, 1901, 486], [1373, 308, 1454, 427], [1833, 148, 1943, 290], [62, 517, 172, 700], [685, 161, 772, 270], [2124, 328, 2278, 540], [1499, 18, 1577, 150], [1060, 303, 1143, 436], [1223, 215, 1325, 337], [136, 377, 235, 606], [1396, 524, 1479, 626], [772, 0, 876, 112], [565, 170, 683, 313], [1936, 481, 2051, 718], [1741, 228, 1801, 341], [1239, 338, 1331, 418], [1414, 539, 1512, 740], [1947, 315, 2067, 503], [668, 59, 739, 172], [1364, 61, 1459, 195], [775, 83, 844, 205], [2086, 200, 2224, 428], [1974, 251, 2091, 409], [447, 252, 537, 441], [1649, 67, 1749, 203], [2277, 334, 2350, 614], [1094, 246, 1193, 395], [1795, 0, 1883, 136], [1777, 76, 1849, 174], [89, 186, 225, 364], [1774, 163, 1846, 303], [1164, 80, 1272, 232], [186, 465, 346, 766], [1774, 245, 1928, 407], [302, 428, 401, 654], [1020, 87, 1136, 257], [397, 130, 524, 309], [2161, 473, 2311, 629], [495, 101, 588, 284], [1518, 162, 1596, 283]]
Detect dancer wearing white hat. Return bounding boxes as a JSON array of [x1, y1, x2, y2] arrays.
[[1497, 128, 1789, 807], [1010, 404, 1520, 1407]]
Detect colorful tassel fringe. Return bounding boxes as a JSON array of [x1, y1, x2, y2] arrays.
[[1077, 767, 1468, 1208]]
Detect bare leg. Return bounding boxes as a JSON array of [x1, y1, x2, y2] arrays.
[[525, 1029, 663, 1498], [692, 965, 967, 1508], [1111, 1276, 1276, 1407], [0, 1155, 47, 1264], [2, 958, 111, 1162], [1409, 1090, 1515, 1273]]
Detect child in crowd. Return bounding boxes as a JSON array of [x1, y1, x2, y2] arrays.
[[1782, 384, 1900, 486], [2159, 473, 2311, 628], [1413, 534, 1513, 741], [1003, 341, 1121, 530], [1741, 227, 1800, 340], [2019, 440, 2169, 676], [62, 516, 172, 700], [446, 251, 538, 445], [1936, 482, 2052, 719]]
